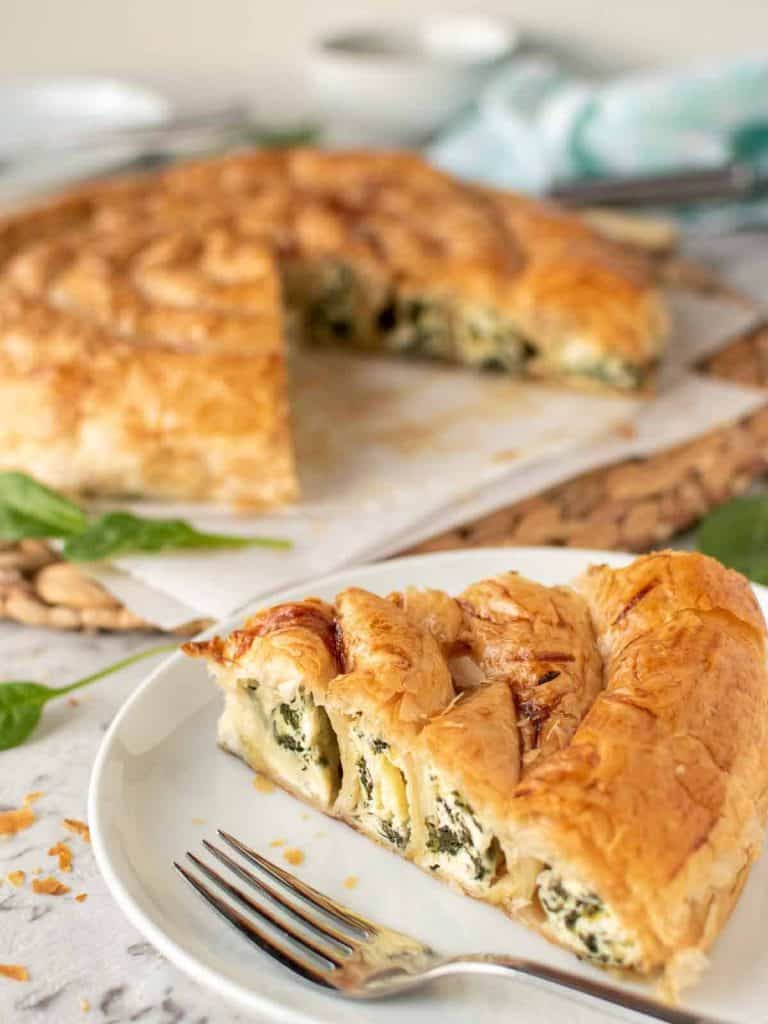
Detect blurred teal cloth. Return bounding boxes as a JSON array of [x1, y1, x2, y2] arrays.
[[427, 55, 768, 231]]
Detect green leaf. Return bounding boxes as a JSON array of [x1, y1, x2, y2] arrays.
[[0, 506, 72, 540], [62, 511, 291, 562], [247, 122, 320, 148], [0, 472, 87, 539], [0, 683, 49, 751], [0, 472, 291, 560], [698, 494, 768, 584], [0, 644, 177, 751]]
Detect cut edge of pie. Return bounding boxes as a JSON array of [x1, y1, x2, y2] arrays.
[[0, 149, 669, 507]]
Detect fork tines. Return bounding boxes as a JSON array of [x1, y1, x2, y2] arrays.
[[174, 829, 371, 988]]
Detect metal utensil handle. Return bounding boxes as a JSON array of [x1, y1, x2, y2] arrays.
[[430, 955, 731, 1024], [550, 162, 757, 207]]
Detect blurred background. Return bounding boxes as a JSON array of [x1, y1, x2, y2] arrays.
[[3, 0, 768, 227], [3, 0, 767, 113]]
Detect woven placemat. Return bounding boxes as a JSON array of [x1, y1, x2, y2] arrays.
[[1, 249, 765, 632], [408, 323, 768, 555]]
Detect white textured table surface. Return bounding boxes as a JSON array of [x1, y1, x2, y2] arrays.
[[0, 626, 259, 1024], [0, 620, 642, 1024]]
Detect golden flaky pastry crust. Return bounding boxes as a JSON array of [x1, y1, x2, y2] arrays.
[[0, 225, 295, 506], [185, 552, 768, 988], [483, 189, 667, 374], [328, 587, 454, 740], [420, 681, 522, 833], [391, 573, 604, 766], [0, 149, 667, 504], [511, 551, 768, 978]]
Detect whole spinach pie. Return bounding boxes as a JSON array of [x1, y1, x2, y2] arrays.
[[0, 150, 668, 507]]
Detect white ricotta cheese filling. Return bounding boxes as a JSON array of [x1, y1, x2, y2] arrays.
[[348, 726, 411, 850], [239, 680, 341, 808], [537, 869, 643, 967], [421, 773, 503, 891], [558, 337, 641, 388]]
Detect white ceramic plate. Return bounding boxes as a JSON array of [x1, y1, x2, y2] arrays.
[[89, 548, 768, 1023], [0, 76, 172, 202]]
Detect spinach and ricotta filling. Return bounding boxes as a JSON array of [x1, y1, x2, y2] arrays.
[[295, 260, 528, 371], [537, 869, 642, 967], [423, 776, 503, 888], [378, 296, 528, 371], [302, 262, 363, 345], [555, 338, 645, 390], [244, 679, 341, 806], [292, 258, 647, 388], [349, 726, 411, 850]]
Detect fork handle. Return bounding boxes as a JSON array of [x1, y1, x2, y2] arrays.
[[429, 955, 730, 1024]]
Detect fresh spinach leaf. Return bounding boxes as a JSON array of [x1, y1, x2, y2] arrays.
[[0, 473, 291, 560], [0, 506, 73, 540], [0, 644, 176, 752], [0, 472, 87, 539], [62, 511, 291, 562], [698, 494, 768, 584], [0, 683, 50, 750]]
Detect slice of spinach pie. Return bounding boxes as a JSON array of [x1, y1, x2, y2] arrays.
[[184, 551, 768, 993]]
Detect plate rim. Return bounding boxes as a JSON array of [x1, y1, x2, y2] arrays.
[[88, 545, 748, 1020]]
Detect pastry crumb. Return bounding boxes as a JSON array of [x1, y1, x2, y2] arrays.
[[75, 893, 87, 903], [32, 876, 70, 896], [48, 841, 73, 872], [0, 805, 36, 835], [614, 420, 638, 440], [68, 698, 80, 707], [269, 839, 285, 848], [300, 812, 310, 821], [283, 848, 305, 866], [6, 870, 25, 888], [0, 963, 28, 982], [62, 818, 90, 842], [23, 791, 44, 805], [343, 875, 358, 890], [252, 774, 275, 793], [79, 996, 90, 1011], [191, 817, 206, 825], [31, 866, 41, 876], [492, 448, 520, 462]]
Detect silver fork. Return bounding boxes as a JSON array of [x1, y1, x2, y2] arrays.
[[175, 829, 732, 1024]]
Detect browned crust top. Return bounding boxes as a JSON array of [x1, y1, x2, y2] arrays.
[[1, 148, 665, 363]]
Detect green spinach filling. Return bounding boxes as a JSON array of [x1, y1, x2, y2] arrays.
[[357, 756, 373, 801], [305, 263, 359, 342], [300, 261, 528, 370], [537, 870, 640, 967], [265, 688, 338, 779], [296, 259, 646, 389], [563, 359, 645, 390], [353, 728, 411, 850], [378, 818, 409, 850], [425, 788, 502, 883]]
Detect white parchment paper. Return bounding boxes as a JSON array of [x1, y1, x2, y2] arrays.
[[84, 285, 765, 627]]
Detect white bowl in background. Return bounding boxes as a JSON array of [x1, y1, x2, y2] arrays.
[[308, 15, 518, 147]]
